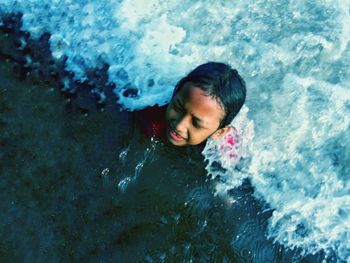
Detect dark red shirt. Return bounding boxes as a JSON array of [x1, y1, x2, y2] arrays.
[[137, 105, 168, 139]]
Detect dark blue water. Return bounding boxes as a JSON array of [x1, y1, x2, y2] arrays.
[[0, 15, 343, 262], [0, 59, 335, 262]]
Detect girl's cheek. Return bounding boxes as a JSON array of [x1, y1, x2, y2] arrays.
[[187, 130, 206, 145], [167, 107, 175, 116], [170, 110, 181, 122], [166, 108, 176, 122]]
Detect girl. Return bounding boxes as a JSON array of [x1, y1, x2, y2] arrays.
[[137, 62, 246, 148]]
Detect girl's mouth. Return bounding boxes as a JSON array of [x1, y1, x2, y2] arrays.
[[168, 128, 185, 142]]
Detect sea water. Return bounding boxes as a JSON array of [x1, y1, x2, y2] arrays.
[[1, 0, 349, 262]]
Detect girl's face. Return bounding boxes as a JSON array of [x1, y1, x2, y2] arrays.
[[166, 83, 226, 146]]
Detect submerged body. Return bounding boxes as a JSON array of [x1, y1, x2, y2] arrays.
[[138, 62, 246, 149]]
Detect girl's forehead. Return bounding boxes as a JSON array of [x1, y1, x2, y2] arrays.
[[178, 82, 207, 100], [179, 85, 225, 120]]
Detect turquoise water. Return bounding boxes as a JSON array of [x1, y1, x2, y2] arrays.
[[0, 59, 280, 262], [1, 0, 349, 262]]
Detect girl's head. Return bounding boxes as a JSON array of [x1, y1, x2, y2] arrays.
[[166, 62, 246, 146]]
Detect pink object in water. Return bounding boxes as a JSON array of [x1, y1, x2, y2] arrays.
[[218, 126, 241, 160]]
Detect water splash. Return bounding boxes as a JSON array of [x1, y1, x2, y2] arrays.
[[117, 138, 160, 192], [1, 0, 350, 261]]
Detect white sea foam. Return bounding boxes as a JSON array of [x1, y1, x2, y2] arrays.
[[247, 74, 350, 259], [1, 0, 350, 261]]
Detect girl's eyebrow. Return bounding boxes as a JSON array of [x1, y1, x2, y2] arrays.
[[175, 98, 183, 105], [174, 99, 181, 106]]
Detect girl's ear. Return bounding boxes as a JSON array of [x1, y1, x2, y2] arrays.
[[210, 126, 232, 140]]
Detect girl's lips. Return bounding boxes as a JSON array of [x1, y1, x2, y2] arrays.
[[169, 129, 185, 141]]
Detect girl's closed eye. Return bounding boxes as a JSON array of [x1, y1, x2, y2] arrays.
[[192, 118, 202, 129]]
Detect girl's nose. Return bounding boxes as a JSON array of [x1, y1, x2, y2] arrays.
[[175, 114, 189, 134]]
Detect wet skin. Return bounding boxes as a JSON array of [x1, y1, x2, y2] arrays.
[[165, 83, 226, 146]]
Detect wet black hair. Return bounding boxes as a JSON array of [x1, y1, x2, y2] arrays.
[[172, 62, 246, 129]]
